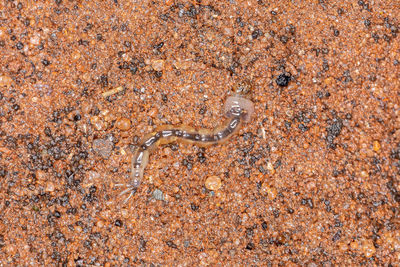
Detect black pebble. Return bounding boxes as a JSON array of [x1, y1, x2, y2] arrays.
[[73, 114, 81, 121], [251, 29, 262, 40], [16, 42, 24, 50], [115, 219, 123, 227], [261, 221, 268, 230], [154, 71, 162, 78], [42, 59, 51, 66], [245, 242, 255, 250], [190, 203, 199, 211], [12, 104, 20, 111], [276, 73, 291, 87], [333, 29, 340, 36]]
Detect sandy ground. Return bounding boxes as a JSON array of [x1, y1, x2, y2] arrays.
[[0, 0, 399, 265]]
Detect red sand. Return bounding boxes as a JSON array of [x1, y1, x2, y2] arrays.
[[0, 1, 399, 265]]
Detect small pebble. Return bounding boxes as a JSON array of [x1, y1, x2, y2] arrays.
[[173, 162, 180, 169], [102, 110, 116, 122], [276, 73, 291, 87], [360, 170, 369, 178], [261, 182, 278, 200], [90, 116, 107, 131], [361, 239, 376, 258], [205, 176, 222, 191], [0, 75, 12, 87], [153, 189, 164, 200], [45, 182, 55, 192], [115, 117, 131, 131], [151, 59, 165, 71], [29, 35, 40, 45], [372, 140, 381, 152], [266, 162, 276, 174], [173, 59, 191, 70]]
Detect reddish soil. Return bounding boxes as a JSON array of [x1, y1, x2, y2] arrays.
[[0, 0, 399, 265]]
